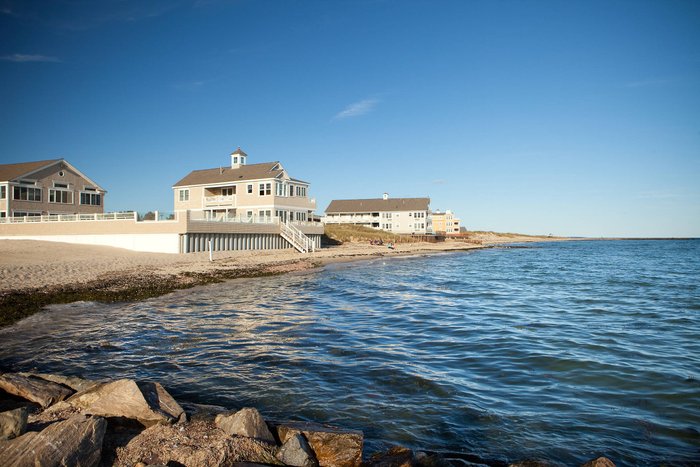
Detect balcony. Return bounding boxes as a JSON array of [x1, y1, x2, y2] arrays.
[[204, 195, 236, 206]]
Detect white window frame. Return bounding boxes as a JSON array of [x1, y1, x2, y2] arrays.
[[80, 191, 101, 206], [49, 188, 73, 204], [13, 186, 42, 202], [179, 189, 189, 202]]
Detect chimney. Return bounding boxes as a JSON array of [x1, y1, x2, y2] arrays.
[[382, 192, 389, 200]]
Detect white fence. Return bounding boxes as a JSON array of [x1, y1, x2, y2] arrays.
[[0, 212, 138, 224]]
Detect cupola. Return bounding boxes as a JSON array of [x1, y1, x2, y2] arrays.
[[231, 147, 248, 169]]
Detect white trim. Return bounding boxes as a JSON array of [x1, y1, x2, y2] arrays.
[[16, 159, 107, 193], [48, 188, 74, 204], [79, 191, 102, 206], [229, 203, 313, 210], [172, 175, 285, 190]]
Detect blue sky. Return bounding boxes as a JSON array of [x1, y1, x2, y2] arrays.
[[1, 0, 699, 237]]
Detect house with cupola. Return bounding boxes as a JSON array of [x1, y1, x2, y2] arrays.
[[172, 148, 316, 224]]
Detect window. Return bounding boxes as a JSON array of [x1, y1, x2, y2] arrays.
[[80, 192, 101, 205], [13, 211, 41, 217], [247, 184, 253, 194], [233, 157, 238, 164], [179, 189, 189, 202], [0, 212, 5, 218], [13, 186, 42, 201], [276, 182, 284, 196], [246, 210, 254, 218], [0, 186, 5, 199], [49, 189, 73, 204], [295, 186, 306, 197], [53, 182, 68, 189], [222, 187, 235, 196], [259, 183, 271, 196]]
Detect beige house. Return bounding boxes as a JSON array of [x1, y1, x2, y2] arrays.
[[173, 148, 316, 223], [431, 209, 461, 235], [324, 193, 430, 234], [0, 159, 105, 219]]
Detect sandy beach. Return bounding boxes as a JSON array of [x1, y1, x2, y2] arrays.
[[0, 233, 563, 327]]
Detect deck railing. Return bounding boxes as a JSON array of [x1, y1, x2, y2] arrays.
[[0, 210, 319, 228]]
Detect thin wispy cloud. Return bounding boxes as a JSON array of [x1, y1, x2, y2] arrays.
[[333, 98, 379, 120], [1, 53, 60, 63], [0, 0, 190, 31], [432, 179, 448, 185]]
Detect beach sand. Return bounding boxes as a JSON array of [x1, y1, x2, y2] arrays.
[[0, 239, 485, 292], [0, 233, 563, 326]]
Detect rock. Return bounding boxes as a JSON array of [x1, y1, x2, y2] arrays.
[[0, 373, 74, 408], [180, 401, 229, 422], [113, 419, 279, 466], [368, 446, 415, 467], [19, 373, 100, 393], [66, 379, 185, 427], [581, 457, 615, 467], [0, 414, 106, 467], [508, 461, 552, 467], [215, 407, 276, 444], [0, 407, 28, 440], [272, 421, 363, 467], [276, 433, 319, 467]]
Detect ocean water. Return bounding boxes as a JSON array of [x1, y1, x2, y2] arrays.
[[1, 240, 699, 465]]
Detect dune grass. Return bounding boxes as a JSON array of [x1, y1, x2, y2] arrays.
[[323, 224, 424, 244]]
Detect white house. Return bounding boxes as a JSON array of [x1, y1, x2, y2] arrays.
[[324, 193, 430, 234]]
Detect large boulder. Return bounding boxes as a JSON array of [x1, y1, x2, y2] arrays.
[[0, 373, 74, 408], [0, 414, 106, 467], [276, 432, 319, 467], [272, 421, 363, 467], [367, 446, 415, 467], [113, 420, 280, 466], [66, 379, 185, 427], [581, 457, 615, 467], [215, 407, 276, 444], [0, 407, 28, 440]]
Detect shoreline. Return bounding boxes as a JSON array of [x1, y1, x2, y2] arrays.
[[0, 236, 562, 328]]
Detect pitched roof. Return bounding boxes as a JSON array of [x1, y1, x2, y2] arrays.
[[0, 159, 61, 182], [325, 197, 430, 213], [232, 147, 248, 157], [173, 161, 284, 187]]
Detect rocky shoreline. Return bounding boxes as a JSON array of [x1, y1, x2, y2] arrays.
[[0, 371, 616, 467], [0, 258, 321, 328]]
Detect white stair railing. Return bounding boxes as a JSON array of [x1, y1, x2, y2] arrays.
[[280, 221, 314, 253]]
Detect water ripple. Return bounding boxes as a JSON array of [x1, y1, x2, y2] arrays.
[[1, 240, 699, 465]]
